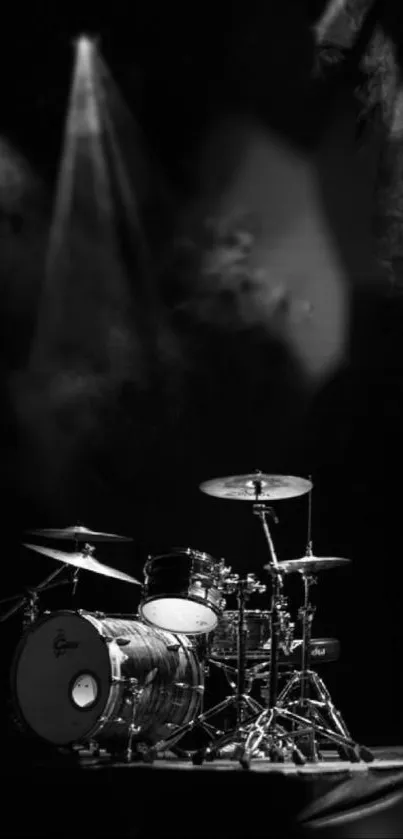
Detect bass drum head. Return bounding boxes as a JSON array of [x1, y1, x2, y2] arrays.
[[12, 612, 110, 746], [141, 597, 218, 634]]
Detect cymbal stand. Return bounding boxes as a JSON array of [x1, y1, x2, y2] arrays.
[[276, 572, 374, 761], [228, 504, 307, 766], [143, 575, 265, 763], [189, 505, 305, 767], [0, 564, 71, 629]]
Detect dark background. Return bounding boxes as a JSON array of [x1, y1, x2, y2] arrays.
[[0, 2, 402, 748]]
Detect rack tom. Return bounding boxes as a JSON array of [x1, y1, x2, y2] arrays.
[[140, 548, 227, 634], [210, 610, 272, 660]]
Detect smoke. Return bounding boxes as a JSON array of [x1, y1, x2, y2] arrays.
[[6, 38, 163, 514], [174, 116, 351, 386], [0, 137, 48, 351]]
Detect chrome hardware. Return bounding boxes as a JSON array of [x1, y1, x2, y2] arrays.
[[175, 682, 205, 694]]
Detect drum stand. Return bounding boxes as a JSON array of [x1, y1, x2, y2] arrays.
[[275, 572, 373, 761], [144, 577, 265, 763], [235, 507, 374, 767], [0, 566, 71, 628]]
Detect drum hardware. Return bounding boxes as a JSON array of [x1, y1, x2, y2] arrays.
[[198, 500, 307, 766], [125, 677, 144, 762], [235, 483, 374, 767], [143, 573, 267, 764], [0, 566, 71, 628], [174, 682, 204, 694], [274, 570, 373, 762]]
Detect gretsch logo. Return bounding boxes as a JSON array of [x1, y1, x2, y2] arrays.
[[53, 629, 79, 658]]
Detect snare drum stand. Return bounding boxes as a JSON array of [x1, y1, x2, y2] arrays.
[[190, 575, 267, 763], [234, 504, 309, 767], [143, 576, 265, 764]]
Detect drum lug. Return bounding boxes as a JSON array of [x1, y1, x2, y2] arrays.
[[112, 676, 140, 686], [175, 682, 205, 695]]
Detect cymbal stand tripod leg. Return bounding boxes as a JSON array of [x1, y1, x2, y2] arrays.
[[0, 564, 70, 628], [236, 504, 307, 768], [196, 579, 268, 762], [144, 581, 265, 763], [276, 574, 373, 762]]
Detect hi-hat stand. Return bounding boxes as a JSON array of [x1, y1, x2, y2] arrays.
[[276, 569, 373, 761], [236, 502, 373, 768]]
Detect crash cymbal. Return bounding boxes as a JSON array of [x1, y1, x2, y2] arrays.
[[25, 525, 133, 543], [200, 472, 312, 501], [264, 556, 351, 574], [23, 543, 141, 585]]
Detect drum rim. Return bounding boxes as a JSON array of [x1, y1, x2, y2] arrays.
[[140, 592, 222, 615], [146, 547, 220, 565], [140, 596, 219, 635]]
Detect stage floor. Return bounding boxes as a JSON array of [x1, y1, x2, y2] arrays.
[[1, 743, 403, 837]]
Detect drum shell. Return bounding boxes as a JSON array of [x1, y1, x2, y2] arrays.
[[209, 610, 272, 660], [140, 549, 226, 634], [11, 611, 203, 748]]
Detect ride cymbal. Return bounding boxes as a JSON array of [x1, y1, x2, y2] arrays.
[[264, 556, 351, 574], [25, 525, 133, 543], [23, 543, 141, 585], [200, 472, 312, 501]]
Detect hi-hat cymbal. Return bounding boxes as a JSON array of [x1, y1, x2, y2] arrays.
[[23, 543, 141, 585], [264, 556, 351, 575], [200, 472, 312, 501], [25, 525, 132, 543]]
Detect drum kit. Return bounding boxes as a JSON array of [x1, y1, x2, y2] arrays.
[[0, 470, 373, 768]]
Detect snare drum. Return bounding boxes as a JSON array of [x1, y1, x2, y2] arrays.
[[12, 611, 203, 749], [210, 610, 271, 660], [139, 548, 226, 634]]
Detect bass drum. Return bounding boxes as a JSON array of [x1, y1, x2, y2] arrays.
[[11, 611, 203, 750]]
